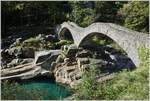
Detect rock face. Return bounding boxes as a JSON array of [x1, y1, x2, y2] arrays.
[[22, 47, 35, 58], [53, 44, 135, 88], [76, 50, 92, 58], [34, 50, 61, 70], [1, 49, 61, 80], [1, 63, 42, 80], [6, 58, 34, 68]]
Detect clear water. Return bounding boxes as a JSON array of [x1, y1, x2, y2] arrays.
[[18, 76, 72, 100]]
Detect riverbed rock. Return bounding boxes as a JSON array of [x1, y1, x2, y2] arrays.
[[34, 50, 61, 64], [76, 50, 92, 58], [65, 44, 79, 58], [35, 50, 61, 70], [56, 55, 64, 64], [7, 58, 22, 68], [9, 38, 22, 48], [20, 58, 34, 64], [50, 62, 57, 71], [1, 63, 42, 80], [22, 47, 35, 58], [8, 46, 22, 57]]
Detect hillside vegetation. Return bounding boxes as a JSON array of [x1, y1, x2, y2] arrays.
[[74, 46, 149, 100]]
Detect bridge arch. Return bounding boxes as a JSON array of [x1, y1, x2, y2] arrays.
[[58, 27, 74, 41], [58, 21, 149, 67]]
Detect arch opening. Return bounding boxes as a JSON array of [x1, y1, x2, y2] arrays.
[[59, 28, 74, 41], [78, 32, 136, 71]]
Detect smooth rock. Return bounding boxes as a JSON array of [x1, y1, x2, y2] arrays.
[[76, 50, 92, 58], [22, 47, 35, 58]]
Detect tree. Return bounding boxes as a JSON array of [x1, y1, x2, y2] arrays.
[[94, 1, 126, 23], [68, 1, 95, 27], [1, 80, 45, 100], [119, 1, 149, 33], [75, 65, 100, 100]]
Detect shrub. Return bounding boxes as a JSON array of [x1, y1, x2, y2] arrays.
[[1, 80, 44, 100], [119, 1, 149, 33], [54, 40, 73, 49], [74, 46, 149, 100], [22, 37, 42, 49], [74, 65, 100, 100]]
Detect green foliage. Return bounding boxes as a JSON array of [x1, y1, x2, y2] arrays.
[[2, 1, 148, 38], [119, 1, 149, 33], [1, 80, 44, 100], [11, 37, 73, 51], [22, 37, 42, 49], [94, 1, 126, 23], [68, 1, 95, 27], [54, 40, 73, 49], [101, 46, 149, 100], [75, 65, 100, 100], [74, 46, 149, 100], [92, 34, 125, 53], [20, 36, 54, 50], [92, 35, 112, 45]]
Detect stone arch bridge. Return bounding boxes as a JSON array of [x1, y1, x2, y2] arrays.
[[57, 21, 149, 67]]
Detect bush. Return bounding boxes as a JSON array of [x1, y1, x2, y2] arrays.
[[74, 65, 100, 100], [119, 1, 149, 33], [17, 36, 54, 51], [68, 1, 95, 27], [54, 40, 73, 49], [1, 80, 44, 100], [22, 37, 42, 49], [74, 46, 149, 100]]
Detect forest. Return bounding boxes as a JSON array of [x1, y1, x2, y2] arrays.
[[1, 1, 149, 100], [2, 1, 149, 38]]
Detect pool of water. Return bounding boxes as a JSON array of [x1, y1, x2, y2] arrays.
[[18, 76, 72, 100]]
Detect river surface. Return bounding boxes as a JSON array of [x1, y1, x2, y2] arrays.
[[15, 76, 72, 100]]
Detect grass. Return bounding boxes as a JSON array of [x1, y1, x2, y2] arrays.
[[74, 45, 149, 100]]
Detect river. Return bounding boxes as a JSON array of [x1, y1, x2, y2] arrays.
[[2, 76, 72, 100]]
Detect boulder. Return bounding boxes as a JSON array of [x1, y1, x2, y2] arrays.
[[22, 47, 35, 58], [1, 63, 41, 80], [76, 50, 92, 58], [77, 58, 90, 67], [7, 59, 22, 68], [9, 38, 22, 48], [45, 34, 57, 42], [50, 62, 57, 71], [20, 58, 34, 64], [8, 46, 22, 57], [34, 50, 52, 64], [90, 58, 109, 66], [64, 58, 70, 62], [35, 50, 61, 70], [55, 55, 64, 64], [70, 79, 82, 89], [65, 44, 78, 58]]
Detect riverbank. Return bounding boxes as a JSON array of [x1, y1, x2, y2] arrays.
[[1, 76, 73, 100]]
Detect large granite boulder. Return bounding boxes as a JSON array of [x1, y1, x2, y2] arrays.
[[77, 58, 90, 69], [34, 50, 61, 70], [55, 55, 64, 64], [9, 38, 22, 48], [76, 50, 92, 58], [22, 47, 35, 58], [8, 46, 22, 57], [65, 44, 79, 58], [1, 63, 41, 80]]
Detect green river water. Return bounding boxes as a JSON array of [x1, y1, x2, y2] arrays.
[[12, 76, 72, 100]]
